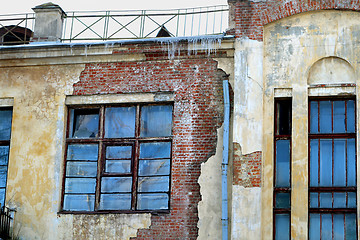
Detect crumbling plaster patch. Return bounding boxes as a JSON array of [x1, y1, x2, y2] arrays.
[[231, 186, 261, 240], [198, 57, 234, 240], [0, 63, 152, 240], [58, 214, 151, 240], [197, 126, 223, 240], [230, 37, 263, 240], [233, 38, 263, 155]]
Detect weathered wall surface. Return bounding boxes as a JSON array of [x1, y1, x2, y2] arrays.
[[0, 64, 152, 239], [231, 37, 263, 240], [197, 126, 223, 240], [0, 38, 233, 240], [1, 64, 83, 239], [73, 57, 226, 239], [263, 10, 360, 239]]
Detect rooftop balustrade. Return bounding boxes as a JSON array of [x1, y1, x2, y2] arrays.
[[0, 5, 229, 45]]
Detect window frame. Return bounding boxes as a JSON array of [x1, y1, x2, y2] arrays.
[[273, 98, 292, 240], [0, 107, 13, 208], [60, 103, 173, 214], [308, 97, 357, 239]]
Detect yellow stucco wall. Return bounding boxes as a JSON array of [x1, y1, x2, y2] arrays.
[[0, 64, 153, 239], [262, 10, 360, 239]]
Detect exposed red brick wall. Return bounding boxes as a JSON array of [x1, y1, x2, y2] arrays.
[[228, 0, 268, 41], [228, 0, 360, 41], [233, 143, 261, 187], [73, 50, 225, 239]]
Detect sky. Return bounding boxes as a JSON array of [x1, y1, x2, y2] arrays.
[[0, 0, 228, 15]]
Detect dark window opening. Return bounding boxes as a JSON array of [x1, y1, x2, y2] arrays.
[[62, 103, 173, 213]]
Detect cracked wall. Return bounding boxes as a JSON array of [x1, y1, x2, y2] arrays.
[[231, 37, 263, 240]]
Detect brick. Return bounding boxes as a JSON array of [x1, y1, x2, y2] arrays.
[[233, 143, 262, 188], [73, 47, 227, 239], [229, 0, 360, 41]]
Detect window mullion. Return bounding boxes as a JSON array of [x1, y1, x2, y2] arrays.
[[95, 106, 105, 211], [132, 140, 139, 210], [131, 105, 141, 210]]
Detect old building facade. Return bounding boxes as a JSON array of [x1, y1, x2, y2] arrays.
[[0, 0, 360, 239]]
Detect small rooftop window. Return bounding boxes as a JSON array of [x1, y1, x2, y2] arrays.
[[0, 25, 33, 46]]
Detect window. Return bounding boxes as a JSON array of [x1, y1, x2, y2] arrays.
[[274, 99, 291, 240], [0, 109, 12, 207], [61, 104, 173, 212], [309, 99, 357, 239]]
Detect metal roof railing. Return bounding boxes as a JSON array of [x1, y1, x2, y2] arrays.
[[61, 5, 229, 42], [0, 13, 35, 45], [0, 5, 229, 45]]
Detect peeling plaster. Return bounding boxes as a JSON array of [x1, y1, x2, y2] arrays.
[[198, 126, 223, 240], [0, 64, 152, 239], [233, 38, 263, 155], [262, 10, 360, 239], [231, 186, 261, 240]]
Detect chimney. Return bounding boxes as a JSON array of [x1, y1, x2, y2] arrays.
[[31, 2, 66, 42]]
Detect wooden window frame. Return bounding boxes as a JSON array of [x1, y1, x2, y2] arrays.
[[273, 98, 292, 240], [308, 98, 357, 239], [60, 103, 173, 214]]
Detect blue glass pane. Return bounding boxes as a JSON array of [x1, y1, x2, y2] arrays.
[[275, 140, 290, 188], [0, 166, 7, 188], [105, 160, 131, 174], [99, 194, 131, 210], [275, 214, 290, 240], [320, 140, 332, 186], [347, 192, 356, 208], [333, 139, 346, 186], [0, 146, 9, 166], [310, 101, 318, 134], [321, 214, 332, 240], [101, 177, 132, 193], [63, 194, 95, 211], [72, 110, 99, 138], [334, 214, 344, 240], [139, 159, 170, 176], [65, 178, 96, 194], [347, 139, 356, 187], [66, 162, 97, 177], [310, 192, 318, 208], [320, 193, 332, 208], [138, 176, 169, 192], [333, 101, 345, 133], [139, 142, 171, 159], [275, 192, 290, 209], [0, 110, 12, 141], [333, 192, 346, 208], [106, 146, 132, 159], [140, 105, 173, 137], [67, 144, 98, 161], [137, 193, 168, 210], [310, 140, 319, 187], [319, 101, 332, 133], [105, 107, 136, 138], [0, 189, 5, 206], [345, 214, 357, 240], [347, 100, 355, 133], [309, 214, 320, 240]]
